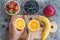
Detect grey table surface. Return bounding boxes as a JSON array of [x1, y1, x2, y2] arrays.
[[0, 0, 60, 40]]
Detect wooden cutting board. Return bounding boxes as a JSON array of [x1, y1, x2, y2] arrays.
[[11, 15, 43, 40]]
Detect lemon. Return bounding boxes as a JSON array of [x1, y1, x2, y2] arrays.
[[14, 18, 25, 30], [28, 19, 40, 31]]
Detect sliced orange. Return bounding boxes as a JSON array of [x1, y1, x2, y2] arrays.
[[28, 19, 40, 31], [14, 18, 25, 30]]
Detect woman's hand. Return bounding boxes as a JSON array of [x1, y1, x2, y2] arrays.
[[9, 22, 33, 40], [9, 22, 24, 40]]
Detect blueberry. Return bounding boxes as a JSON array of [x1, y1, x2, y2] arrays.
[[34, 7, 37, 9], [2, 25, 5, 28], [4, 19, 8, 22], [26, 3, 29, 6], [34, 10, 36, 13], [34, 3, 37, 6], [29, 18, 32, 20], [36, 8, 38, 11], [27, 1, 29, 3], [32, 11, 34, 13], [27, 11, 30, 14], [26, 6, 29, 8]]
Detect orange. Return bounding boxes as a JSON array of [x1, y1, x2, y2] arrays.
[[28, 19, 40, 31], [14, 18, 25, 30]]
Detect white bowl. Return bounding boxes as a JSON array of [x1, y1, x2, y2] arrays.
[[5, 1, 20, 15]]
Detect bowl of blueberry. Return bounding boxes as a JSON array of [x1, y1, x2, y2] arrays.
[[24, 1, 39, 14]]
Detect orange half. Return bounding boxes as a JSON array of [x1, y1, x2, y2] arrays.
[[28, 19, 40, 31], [14, 18, 25, 30]]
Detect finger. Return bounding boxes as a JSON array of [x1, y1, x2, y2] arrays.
[[9, 23, 15, 40], [9, 22, 13, 29], [9, 23, 12, 31], [10, 21, 17, 30], [26, 32, 33, 40], [14, 30, 24, 40], [9, 22, 24, 33], [18, 30, 24, 34], [9, 22, 17, 34]]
